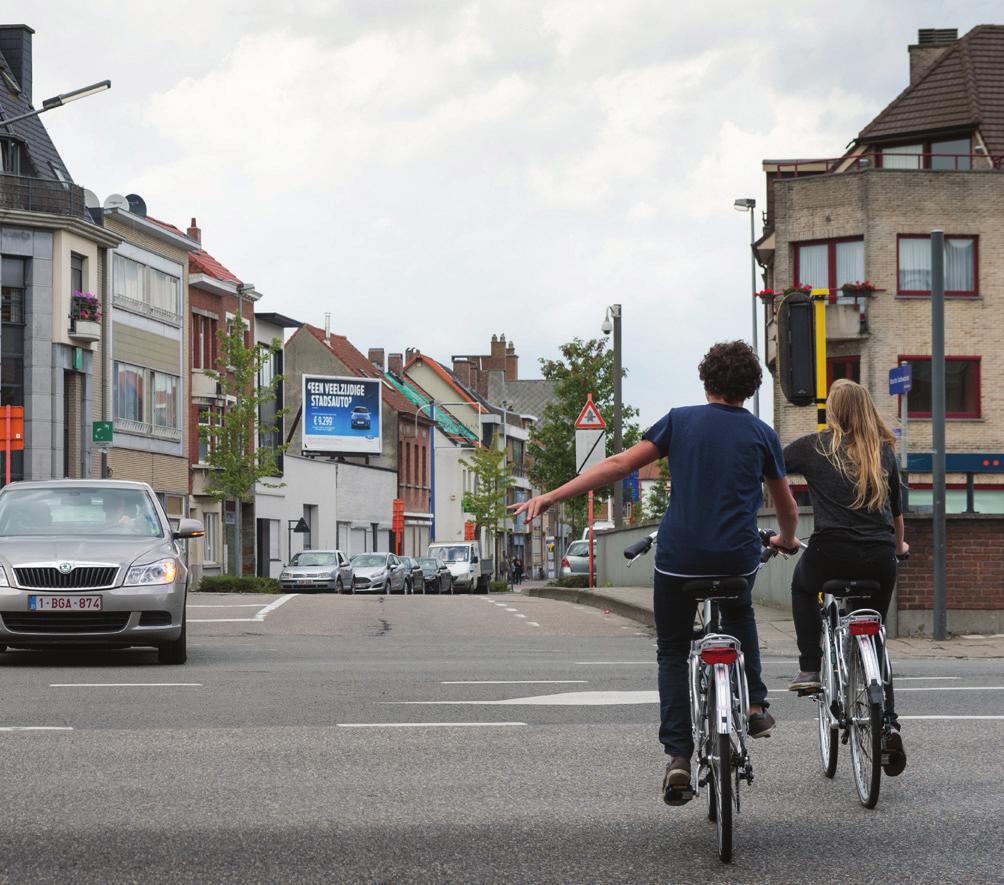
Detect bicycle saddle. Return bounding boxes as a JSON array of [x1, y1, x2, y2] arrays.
[[681, 577, 748, 600], [821, 578, 881, 598]]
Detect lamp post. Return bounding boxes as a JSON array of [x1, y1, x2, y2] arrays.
[[734, 197, 760, 418], [601, 304, 623, 527]]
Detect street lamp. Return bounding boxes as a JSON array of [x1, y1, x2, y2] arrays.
[[1, 80, 111, 128], [601, 304, 623, 528], [733, 197, 760, 418]]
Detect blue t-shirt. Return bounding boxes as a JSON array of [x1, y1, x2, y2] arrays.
[[642, 404, 785, 577]]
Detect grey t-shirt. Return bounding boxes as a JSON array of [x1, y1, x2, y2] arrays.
[[783, 432, 901, 544]]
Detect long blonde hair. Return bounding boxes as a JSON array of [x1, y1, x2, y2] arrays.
[[819, 379, 896, 511]]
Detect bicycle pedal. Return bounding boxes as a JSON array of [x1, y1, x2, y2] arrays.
[[797, 688, 821, 697], [663, 786, 695, 807]]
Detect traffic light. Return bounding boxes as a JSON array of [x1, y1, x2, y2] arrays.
[[776, 291, 817, 407]]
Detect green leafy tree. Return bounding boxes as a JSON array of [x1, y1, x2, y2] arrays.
[[642, 459, 670, 522], [527, 338, 640, 535], [203, 314, 286, 576], [460, 444, 513, 574]]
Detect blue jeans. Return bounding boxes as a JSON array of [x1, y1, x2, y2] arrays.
[[653, 570, 769, 758]]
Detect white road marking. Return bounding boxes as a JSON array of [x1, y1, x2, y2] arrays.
[[576, 661, 652, 665], [50, 683, 202, 688], [898, 715, 1004, 721], [441, 680, 589, 685], [337, 722, 526, 728], [769, 685, 1004, 695], [528, 622, 540, 627], [189, 593, 297, 623], [188, 604, 264, 608], [392, 690, 659, 706], [0, 726, 73, 732], [505, 608, 518, 612], [514, 613, 527, 619], [893, 676, 960, 681]]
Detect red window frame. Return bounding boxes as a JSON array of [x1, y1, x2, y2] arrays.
[[897, 354, 981, 419], [896, 234, 979, 297], [826, 355, 860, 391], [792, 236, 864, 303]]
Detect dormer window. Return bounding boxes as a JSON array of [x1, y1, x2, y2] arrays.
[[0, 137, 23, 175], [878, 136, 972, 170]]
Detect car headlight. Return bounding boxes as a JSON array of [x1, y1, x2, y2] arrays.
[[126, 558, 178, 586]]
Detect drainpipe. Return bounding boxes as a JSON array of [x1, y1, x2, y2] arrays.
[[101, 246, 112, 478]]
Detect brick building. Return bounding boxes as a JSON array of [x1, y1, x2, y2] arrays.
[[759, 25, 1004, 513]]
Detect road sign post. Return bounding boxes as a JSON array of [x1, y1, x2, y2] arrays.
[[889, 362, 912, 510], [93, 420, 113, 479], [574, 395, 607, 589], [811, 289, 829, 430]]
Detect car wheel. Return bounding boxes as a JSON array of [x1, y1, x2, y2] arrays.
[[335, 579, 344, 594], [0, 643, 7, 653], [158, 613, 187, 665]]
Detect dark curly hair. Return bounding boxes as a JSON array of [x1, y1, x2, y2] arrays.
[[698, 341, 763, 404]]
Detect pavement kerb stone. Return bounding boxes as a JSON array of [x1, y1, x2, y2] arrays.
[[525, 585, 655, 628]]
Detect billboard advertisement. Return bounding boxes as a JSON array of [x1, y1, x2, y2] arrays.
[[302, 374, 383, 455]]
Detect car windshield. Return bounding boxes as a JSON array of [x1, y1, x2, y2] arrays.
[[417, 558, 438, 569], [0, 487, 163, 538], [290, 552, 338, 567], [431, 546, 469, 562], [566, 541, 589, 556], [352, 554, 387, 567], [352, 407, 368, 413]]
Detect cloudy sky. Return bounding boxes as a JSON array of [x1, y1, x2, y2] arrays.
[[17, 1, 1000, 429]]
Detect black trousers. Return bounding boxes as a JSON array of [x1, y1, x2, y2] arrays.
[[791, 536, 899, 720]]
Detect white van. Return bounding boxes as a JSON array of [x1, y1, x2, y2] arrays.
[[427, 541, 487, 593], [581, 521, 615, 539]]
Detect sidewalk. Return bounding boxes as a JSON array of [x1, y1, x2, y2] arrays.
[[522, 581, 1004, 660]]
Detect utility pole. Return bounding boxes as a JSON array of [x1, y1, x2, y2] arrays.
[[931, 231, 947, 640], [603, 305, 623, 527]]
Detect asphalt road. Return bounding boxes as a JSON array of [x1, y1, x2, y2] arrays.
[[1, 591, 1002, 884]]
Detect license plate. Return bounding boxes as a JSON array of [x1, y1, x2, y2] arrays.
[[28, 595, 103, 612]]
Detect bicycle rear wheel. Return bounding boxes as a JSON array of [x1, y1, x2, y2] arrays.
[[818, 625, 839, 778], [848, 642, 882, 808], [706, 673, 733, 862]]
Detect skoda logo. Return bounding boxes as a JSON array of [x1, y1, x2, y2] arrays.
[[58, 562, 74, 575]]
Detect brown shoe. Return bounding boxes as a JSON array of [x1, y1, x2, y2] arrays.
[[662, 757, 693, 806], [748, 709, 776, 738], [882, 731, 907, 776]]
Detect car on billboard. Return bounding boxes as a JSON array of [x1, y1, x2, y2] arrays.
[[350, 405, 371, 430]]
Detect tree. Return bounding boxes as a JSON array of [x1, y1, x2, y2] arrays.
[[203, 313, 286, 576], [527, 338, 640, 535], [460, 443, 513, 575], [642, 458, 670, 523]]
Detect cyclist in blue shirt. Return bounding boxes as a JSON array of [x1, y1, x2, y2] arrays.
[[512, 341, 800, 805]]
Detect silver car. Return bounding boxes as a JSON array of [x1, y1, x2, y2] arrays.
[[350, 553, 408, 594], [0, 480, 203, 664], [280, 550, 353, 594], [560, 539, 597, 577]]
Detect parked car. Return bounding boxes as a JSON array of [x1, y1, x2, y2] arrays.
[[427, 542, 488, 593], [350, 552, 408, 593], [350, 405, 371, 430], [581, 522, 614, 539], [560, 539, 597, 577], [399, 556, 425, 594], [279, 550, 353, 593], [416, 557, 453, 594], [0, 480, 203, 664]]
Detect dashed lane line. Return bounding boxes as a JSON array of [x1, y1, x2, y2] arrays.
[[50, 683, 201, 688], [0, 727, 73, 732], [337, 722, 526, 728], [441, 680, 589, 685]]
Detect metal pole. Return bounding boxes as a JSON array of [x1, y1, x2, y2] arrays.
[[811, 290, 828, 432], [749, 208, 760, 418], [931, 229, 947, 640], [899, 359, 909, 511], [233, 288, 243, 577], [612, 304, 623, 528], [430, 402, 436, 542]]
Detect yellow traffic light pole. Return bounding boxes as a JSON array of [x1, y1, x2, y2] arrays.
[[811, 288, 828, 431]]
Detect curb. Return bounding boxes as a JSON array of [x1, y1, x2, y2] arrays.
[[526, 586, 654, 628]]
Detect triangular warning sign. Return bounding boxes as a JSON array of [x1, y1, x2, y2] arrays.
[[575, 394, 607, 429]]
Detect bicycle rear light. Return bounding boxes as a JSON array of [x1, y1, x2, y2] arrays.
[[700, 646, 738, 665], [849, 619, 881, 636]]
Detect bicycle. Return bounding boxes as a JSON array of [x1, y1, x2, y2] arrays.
[[624, 530, 778, 863], [763, 540, 908, 808]]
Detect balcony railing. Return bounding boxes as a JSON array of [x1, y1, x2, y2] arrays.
[[0, 173, 86, 217]]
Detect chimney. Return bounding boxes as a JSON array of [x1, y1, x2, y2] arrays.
[[909, 28, 957, 85], [187, 217, 202, 244], [388, 353, 404, 375], [505, 340, 518, 381], [454, 359, 472, 388], [368, 348, 386, 372], [0, 25, 34, 104], [405, 347, 419, 366], [324, 312, 332, 344], [490, 334, 505, 360]]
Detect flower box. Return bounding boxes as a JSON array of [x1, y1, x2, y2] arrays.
[[69, 319, 101, 342]]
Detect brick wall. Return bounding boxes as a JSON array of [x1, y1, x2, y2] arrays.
[[896, 514, 1004, 610]]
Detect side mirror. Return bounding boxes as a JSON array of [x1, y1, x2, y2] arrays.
[[173, 518, 205, 540]]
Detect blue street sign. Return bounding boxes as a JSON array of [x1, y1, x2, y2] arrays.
[[889, 364, 912, 396], [623, 469, 639, 502]]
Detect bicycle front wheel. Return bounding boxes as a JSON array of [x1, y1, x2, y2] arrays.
[[848, 642, 882, 808], [818, 625, 839, 778]]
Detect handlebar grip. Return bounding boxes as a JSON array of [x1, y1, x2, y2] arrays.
[[623, 537, 654, 560], [896, 552, 910, 562]]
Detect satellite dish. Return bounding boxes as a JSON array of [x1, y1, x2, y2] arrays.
[[126, 193, 147, 217], [103, 193, 129, 212], [83, 189, 101, 209]]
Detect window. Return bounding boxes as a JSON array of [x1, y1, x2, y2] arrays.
[[152, 372, 180, 428], [794, 238, 864, 303], [70, 253, 85, 296], [879, 137, 972, 171], [1, 256, 25, 324], [113, 254, 144, 304], [114, 363, 145, 422], [826, 355, 860, 391], [897, 235, 977, 296], [197, 407, 213, 462], [0, 138, 23, 175], [149, 268, 180, 315], [899, 357, 980, 418], [203, 512, 219, 563]]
